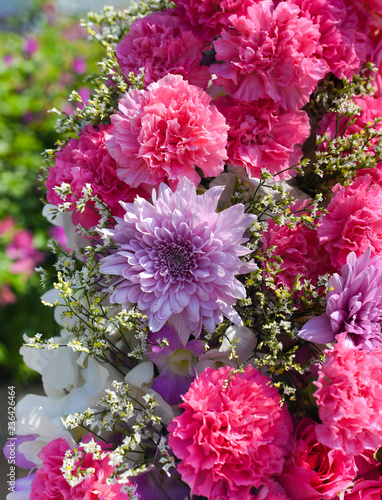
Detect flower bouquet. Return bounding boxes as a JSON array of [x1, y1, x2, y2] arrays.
[[7, 0, 382, 499]]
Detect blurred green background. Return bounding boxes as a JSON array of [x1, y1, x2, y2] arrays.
[[0, 0, 104, 383]]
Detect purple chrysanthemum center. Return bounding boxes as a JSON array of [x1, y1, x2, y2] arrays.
[[154, 239, 196, 281], [100, 178, 256, 344]]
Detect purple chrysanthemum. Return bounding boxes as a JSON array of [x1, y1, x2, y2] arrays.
[[100, 178, 256, 344], [299, 249, 382, 351]]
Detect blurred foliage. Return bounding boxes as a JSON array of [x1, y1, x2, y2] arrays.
[[0, 0, 103, 383]]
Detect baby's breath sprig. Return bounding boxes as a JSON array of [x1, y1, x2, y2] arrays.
[[61, 381, 167, 486]]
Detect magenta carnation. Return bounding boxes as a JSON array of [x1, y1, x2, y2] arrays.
[[211, 0, 328, 111], [100, 178, 255, 344], [317, 176, 382, 270], [277, 418, 356, 500], [290, 0, 372, 79], [262, 200, 334, 290], [46, 124, 147, 228], [115, 11, 210, 89], [314, 336, 382, 455], [299, 250, 382, 351], [173, 0, 259, 39], [29, 437, 133, 499], [168, 365, 293, 500], [215, 96, 310, 179], [105, 74, 228, 190]]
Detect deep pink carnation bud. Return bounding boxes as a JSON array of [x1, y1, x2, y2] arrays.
[[105, 74, 228, 191], [168, 365, 293, 500], [99, 178, 256, 344]]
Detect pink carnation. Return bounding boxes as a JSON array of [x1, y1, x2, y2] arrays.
[[46, 124, 146, 228], [262, 200, 334, 290], [105, 74, 228, 190], [173, 0, 259, 39], [290, 0, 372, 79], [314, 336, 382, 455], [0, 284, 17, 305], [168, 365, 293, 500], [317, 176, 382, 270], [29, 437, 133, 499], [277, 418, 356, 500], [211, 0, 328, 111], [115, 11, 210, 89], [215, 96, 310, 179], [6, 229, 45, 277]]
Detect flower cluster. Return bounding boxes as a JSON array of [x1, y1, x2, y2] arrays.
[[9, 2, 382, 500]]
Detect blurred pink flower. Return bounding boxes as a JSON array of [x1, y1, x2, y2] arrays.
[[6, 229, 44, 277], [168, 365, 293, 500], [23, 37, 39, 56], [105, 74, 228, 190], [72, 57, 87, 74], [0, 284, 17, 306], [211, 0, 328, 111], [0, 216, 15, 235]]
